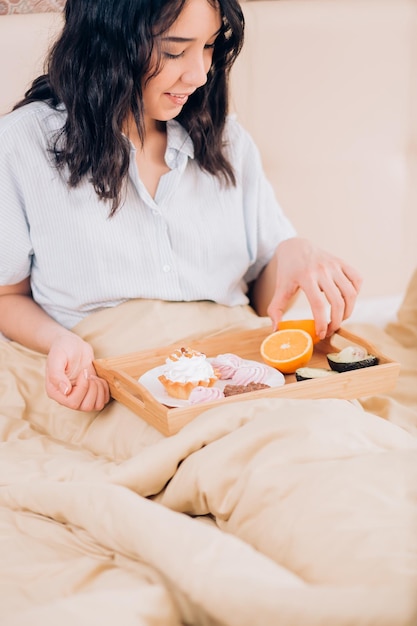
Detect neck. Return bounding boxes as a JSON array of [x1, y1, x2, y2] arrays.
[[125, 114, 166, 146]]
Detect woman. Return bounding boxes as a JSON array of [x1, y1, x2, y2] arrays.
[[0, 0, 361, 412]]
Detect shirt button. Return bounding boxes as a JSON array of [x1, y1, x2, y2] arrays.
[[162, 265, 171, 273]]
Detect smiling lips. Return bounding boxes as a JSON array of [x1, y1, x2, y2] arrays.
[[166, 92, 191, 105]]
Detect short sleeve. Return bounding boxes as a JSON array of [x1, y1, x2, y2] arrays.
[[226, 117, 297, 283], [0, 126, 33, 285]]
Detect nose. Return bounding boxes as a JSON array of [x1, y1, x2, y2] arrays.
[[181, 53, 210, 89]]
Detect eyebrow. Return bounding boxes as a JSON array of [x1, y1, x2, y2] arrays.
[[162, 36, 194, 43], [161, 27, 222, 44]]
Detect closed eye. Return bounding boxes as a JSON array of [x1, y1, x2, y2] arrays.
[[163, 42, 216, 60], [161, 27, 220, 60], [163, 51, 185, 59]]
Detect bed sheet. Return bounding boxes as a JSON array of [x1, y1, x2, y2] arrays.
[[1, 277, 417, 625]]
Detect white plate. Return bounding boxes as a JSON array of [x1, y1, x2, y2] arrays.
[[138, 358, 285, 408]]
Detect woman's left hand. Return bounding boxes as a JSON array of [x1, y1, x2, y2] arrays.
[[266, 237, 363, 339]]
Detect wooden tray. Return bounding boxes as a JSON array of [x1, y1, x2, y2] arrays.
[[93, 327, 400, 436]]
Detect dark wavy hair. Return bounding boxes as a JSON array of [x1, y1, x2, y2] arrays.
[[14, 0, 245, 215]]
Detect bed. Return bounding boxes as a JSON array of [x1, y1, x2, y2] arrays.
[[0, 268, 417, 625], [1, 2, 417, 624]]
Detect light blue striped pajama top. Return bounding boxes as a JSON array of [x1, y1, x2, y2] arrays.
[[0, 102, 296, 329]]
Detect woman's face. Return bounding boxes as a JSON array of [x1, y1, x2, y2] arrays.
[[143, 0, 222, 126]]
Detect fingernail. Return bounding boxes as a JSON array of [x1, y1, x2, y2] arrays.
[[319, 331, 326, 340], [59, 382, 69, 395], [83, 368, 89, 380]]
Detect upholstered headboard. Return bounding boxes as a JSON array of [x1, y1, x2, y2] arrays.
[[0, 0, 63, 15]]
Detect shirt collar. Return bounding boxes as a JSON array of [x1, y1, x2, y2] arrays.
[[125, 119, 194, 172], [166, 119, 194, 160]]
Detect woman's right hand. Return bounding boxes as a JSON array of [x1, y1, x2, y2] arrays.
[[46, 333, 110, 411], [0, 280, 110, 411]]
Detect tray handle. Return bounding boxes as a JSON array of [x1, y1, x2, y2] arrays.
[[105, 368, 163, 413]]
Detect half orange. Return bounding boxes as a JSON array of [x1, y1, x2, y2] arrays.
[[260, 328, 314, 374], [278, 319, 321, 345]]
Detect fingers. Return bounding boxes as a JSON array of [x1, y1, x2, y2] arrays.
[[267, 241, 363, 339], [267, 268, 332, 338], [89, 374, 111, 409], [267, 283, 299, 331], [266, 296, 289, 332], [320, 264, 362, 334], [298, 282, 331, 339], [46, 349, 73, 397], [304, 263, 362, 337], [45, 334, 110, 412], [71, 370, 110, 412], [340, 264, 363, 317], [47, 368, 110, 412]]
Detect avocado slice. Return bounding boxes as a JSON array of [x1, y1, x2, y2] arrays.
[[295, 367, 339, 381], [326, 346, 379, 372]]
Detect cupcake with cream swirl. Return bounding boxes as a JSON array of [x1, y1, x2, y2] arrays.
[[158, 347, 218, 400]]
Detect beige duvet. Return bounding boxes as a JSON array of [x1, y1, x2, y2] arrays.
[[1, 273, 417, 626]]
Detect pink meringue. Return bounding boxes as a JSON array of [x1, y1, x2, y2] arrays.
[[230, 363, 270, 386], [188, 386, 225, 404], [210, 353, 244, 380]]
